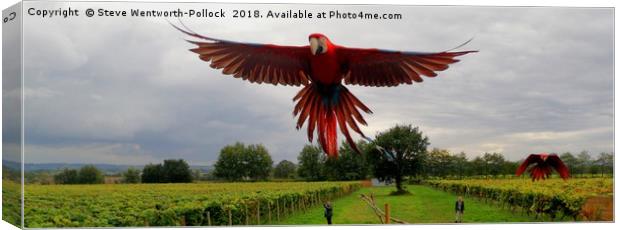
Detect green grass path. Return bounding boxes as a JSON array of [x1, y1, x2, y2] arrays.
[[276, 185, 541, 225]]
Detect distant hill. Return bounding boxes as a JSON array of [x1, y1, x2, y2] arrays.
[[2, 160, 212, 174]]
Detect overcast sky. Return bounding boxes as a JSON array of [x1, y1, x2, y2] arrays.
[[18, 2, 613, 165]]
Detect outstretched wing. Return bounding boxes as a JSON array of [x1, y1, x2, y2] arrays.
[[547, 154, 570, 180], [337, 42, 476, 87], [515, 154, 542, 176], [173, 23, 311, 86]]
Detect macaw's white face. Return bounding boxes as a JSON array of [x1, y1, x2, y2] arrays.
[[309, 37, 328, 55]]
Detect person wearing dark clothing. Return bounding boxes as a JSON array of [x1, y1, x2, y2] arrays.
[[455, 196, 465, 223], [323, 201, 333, 225]]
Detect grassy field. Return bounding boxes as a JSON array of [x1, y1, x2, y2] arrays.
[[276, 185, 543, 224]]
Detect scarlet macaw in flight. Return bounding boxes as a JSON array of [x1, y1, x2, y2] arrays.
[[516, 153, 570, 181], [173, 23, 476, 158]]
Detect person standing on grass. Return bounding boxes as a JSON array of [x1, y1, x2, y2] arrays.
[[324, 201, 333, 225], [455, 196, 465, 223]]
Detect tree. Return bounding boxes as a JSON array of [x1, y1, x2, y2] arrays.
[[273, 160, 297, 179], [453, 152, 470, 178], [54, 168, 79, 184], [213, 143, 245, 181], [162, 159, 193, 183], [297, 145, 327, 181], [323, 141, 371, 181], [244, 144, 273, 180], [426, 148, 453, 178], [501, 160, 519, 178], [142, 163, 164, 183], [366, 124, 429, 194], [78, 165, 104, 184], [213, 142, 273, 181], [559, 152, 577, 175], [483, 152, 505, 177], [595, 152, 613, 176], [576, 151, 593, 175], [122, 168, 141, 183]]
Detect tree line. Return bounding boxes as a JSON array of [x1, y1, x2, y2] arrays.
[[211, 124, 613, 194], [53, 165, 105, 184], [51, 159, 193, 184], [43, 124, 614, 186], [211, 141, 371, 181]]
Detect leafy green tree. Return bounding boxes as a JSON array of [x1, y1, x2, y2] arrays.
[[483, 152, 506, 177], [163, 159, 193, 183], [323, 141, 370, 181], [78, 165, 104, 184], [501, 160, 519, 178], [244, 144, 273, 180], [213, 142, 273, 181], [560, 152, 577, 175], [273, 160, 297, 179], [576, 151, 593, 175], [297, 145, 326, 181], [471, 156, 486, 176], [453, 152, 470, 178], [426, 148, 453, 178], [366, 124, 429, 194], [122, 167, 141, 183], [54, 168, 79, 184], [213, 143, 246, 181], [469, 153, 505, 177], [142, 163, 164, 183], [595, 152, 613, 176]]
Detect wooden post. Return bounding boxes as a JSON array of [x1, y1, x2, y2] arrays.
[[268, 202, 272, 224], [301, 198, 305, 212], [228, 208, 232, 226], [256, 200, 261, 225], [384, 203, 390, 224], [245, 204, 249, 225], [207, 211, 211, 226], [276, 200, 280, 222], [316, 192, 319, 206], [312, 193, 316, 206]]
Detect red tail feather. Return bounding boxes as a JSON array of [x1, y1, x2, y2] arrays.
[[293, 83, 371, 157]]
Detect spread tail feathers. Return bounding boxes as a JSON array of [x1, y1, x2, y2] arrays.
[[293, 83, 372, 157]]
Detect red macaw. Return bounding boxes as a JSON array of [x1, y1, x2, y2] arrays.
[[173, 24, 476, 158], [516, 153, 570, 181]]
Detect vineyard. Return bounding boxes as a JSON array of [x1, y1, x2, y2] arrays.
[[2, 180, 21, 227], [24, 181, 360, 227], [426, 178, 613, 221]]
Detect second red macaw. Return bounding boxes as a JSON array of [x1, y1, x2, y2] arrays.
[[174, 24, 477, 158]]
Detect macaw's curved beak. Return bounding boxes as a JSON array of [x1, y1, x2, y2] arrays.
[[310, 37, 323, 55], [315, 46, 323, 55]]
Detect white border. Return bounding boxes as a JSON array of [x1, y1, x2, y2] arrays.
[[0, 1, 617, 230]]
